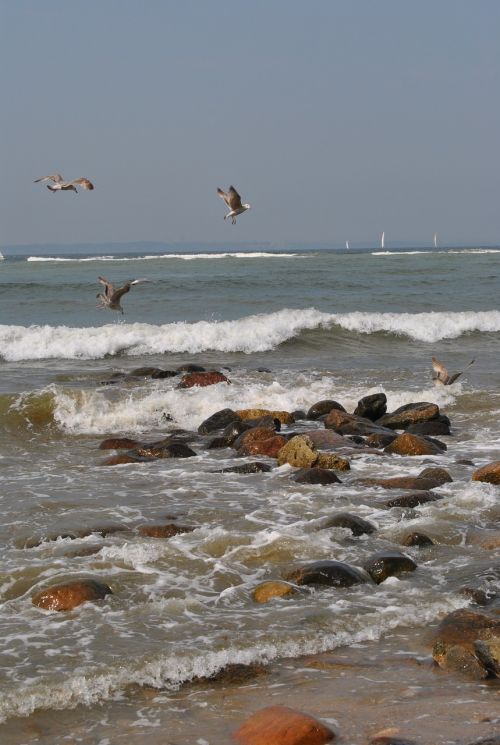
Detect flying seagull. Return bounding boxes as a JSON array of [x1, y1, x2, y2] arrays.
[[96, 276, 148, 314], [217, 185, 251, 224], [431, 356, 475, 385], [34, 174, 94, 194]]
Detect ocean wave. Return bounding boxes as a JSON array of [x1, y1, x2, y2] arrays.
[[372, 248, 500, 256], [26, 252, 300, 262], [0, 309, 499, 361]]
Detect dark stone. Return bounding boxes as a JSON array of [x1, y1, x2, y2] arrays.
[[406, 419, 451, 436], [401, 532, 434, 547], [245, 415, 281, 431], [131, 443, 197, 459], [128, 367, 164, 377], [198, 408, 240, 435], [323, 512, 376, 536], [138, 523, 194, 538], [339, 420, 396, 437], [377, 402, 440, 430], [98, 437, 140, 450], [256, 367, 272, 373], [459, 587, 497, 606], [177, 363, 206, 372], [217, 462, 272, 474], [354, 392, 387, 421], [307, 399, 346, 420], [366, 433, 398, 448], [418, 466, 453, 486], [195, 662, 268, 685], [371, 739, 417, 745], [223, 420, 252, 446], [464, 737, 500, 745], [151, 369, 178, 379], [364, 551, 417, 584], [207, 436, 230, 449], [293, 468, 342, 485], [385, 491, 441, 508], [291, 409, 307, 420], [285, 560, 368, 588]]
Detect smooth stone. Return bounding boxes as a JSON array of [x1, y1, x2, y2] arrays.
[[252, 581, 298, 603], [132, 443, 197, 458], [197, 408, 240, 435], [306, 399, 346, 419], [32, 579, 112, 612], [323, 512, 376, 536], [233, 705, 335, 745], [406, 419, 451, 436], [176, 363, 206, 372], [128, 366, 164, 377], [151, 369, 178, 379], [98, 437, 140, 450], [472, 461, 500, 485], [293, 468, 342, 485], [285, 560, 367, 588], [302, 429, 350, 449], [353, 392, 387, 421], [385, 491, 441, 508], [364, 551, 417, 584], [384, 432, 445, 456], [376, 402, 440, 430], [365, 433, 398, 448]]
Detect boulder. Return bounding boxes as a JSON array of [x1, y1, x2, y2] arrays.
[[401, 532, 434, 547], [323, 512, 376, 536], [198, 408, 240, 434], [339, 420, 396, 438], [151, 369, 178, 379], [356, 467, 452, 490], [102, 453, 153, 466], [252, 581, 298, 604], [285, 560, 367, 588], [472, 461, 500, 485], [354, 392, 387, 421], [129, 366, 164, 377], [98, 437, 140, 450], [138, 523, 194, 538], [385, 491, 441, 508], [301, 430, 349, 450], [132, 443, 197, 458], [236, 409, 294, 425], [376, 402, 440, 430], [406, 419, 451, 436], [364, 551, 417, 584], [233, 426, 279, 452], [177, 363, 206, 372], [384, 432, 445, 456], [307, 399, 346, 419], [324, 409, 361, 432], [315, 453, 350, 471], [233, 705, 335, 745], [366, 433, 397, 448], [293, 468, 342, 485], [221, 420, 252, 446], [32, 579, 112, 612], [218, 462, 272, 474], [245, 415, 281, 431], [178, 371, 230, 388], [432, 609, 500, 679], [238, 434, 287, 458], [418, 467, 453, 486], [277, 435, 318, 468]]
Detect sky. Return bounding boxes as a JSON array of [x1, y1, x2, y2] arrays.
[[1, 0, 500, 248]]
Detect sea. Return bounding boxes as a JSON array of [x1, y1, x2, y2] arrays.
[[0, 244, 499, 744]]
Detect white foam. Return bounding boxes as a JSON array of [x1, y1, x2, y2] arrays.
[[26, 252, 299, 263]]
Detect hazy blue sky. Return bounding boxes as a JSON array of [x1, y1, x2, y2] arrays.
[[1, 0, 500, 247]]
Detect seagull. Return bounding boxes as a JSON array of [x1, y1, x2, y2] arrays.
[[96, 276, 149, 314], [34, 174, 94, 194], [431, 356, 475, 385], [217, 185, 251, 224]]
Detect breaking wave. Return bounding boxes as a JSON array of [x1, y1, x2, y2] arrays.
[[26, 252, 299, 262]]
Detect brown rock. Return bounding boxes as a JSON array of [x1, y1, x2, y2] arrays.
[[432, 609, 500, 679], [238, 435, 287, 458], [233, 705, 335, 745], [401, 532, 434, 547], [418, 466, 453, 486], [98, 437, 140, 450], [234, 426, 279, 451], [323, 512, 376, 536], [277, 435, 318, 468], [102, 453, 151, 466], [376, 402, 440, 429], [366, 433, 397, 448], [324, 409, 360, 431], [32, 579, 112, 612], [315, 452, 350, 471], [252, 581, 298, 603], [198, 408, 240, 434], [384, 432, 445, 456], [178, 371, 230, 388], [293, 468, 342, 485], [364, 551, 417, 584], [303, 430, 350, 449], [472, 461, 500, 485], [307, 399, 346, 419], [285, 560, 367, 588], [385, 491, 440, 508], [138, 523, 194, 538], [236, 409, 294, 425], [218, 462, 272, 474]]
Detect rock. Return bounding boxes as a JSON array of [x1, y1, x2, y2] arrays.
[[236, 409, 294, 425], [32, 579, 112, 611], [252, 581, 298, 603], [198, 662, 267, 685], [234, 426, 277, 450], [138, 523, 194, 538], [245, 415, 281, 431], [370, 738, 417, 745], [401, 532, 434, 547], [464, 738, 500, 745], [339, 420, 396, 437], [376, 402, 440, 430], [129, 366, 164, 377], [238, 434, 287, 458], [198, 408, 240, 435], [418, 466, 453, 486], [323, 512, 376, 536], [221, 420, 252, 446], [98, 437, 140, 450], [277, 436, 318, 468], [406, 419, 451, 436], [218, 462, 272, 474], [307, 399, 346, 419], [151, 369, 178, 379], [102, 453, 153, 466], [302, 430, 350, 449], [208, 436, 230, 449], [354, 392, 387, 421], [356, 468, 450, 490], [459, 587, 497, 607], [474, 639, 500, 676], [364, 551, 417, 584], [291, 409, 307, 420], [293, 468, 342, 485], [384, 432, 445, 456], [324, 409, 360, 432], [285, 560, 367, 588], [178, 371, 230, 388], [472, 461, 500, 485], [366, 433, 397, 448], [132, 443, 197, 458], [233, 705, 335, 745], [177, 363, 206, 372], [385, 491, 441, 508], [432, 608, 500, 679], [315, 453, 350, 471]]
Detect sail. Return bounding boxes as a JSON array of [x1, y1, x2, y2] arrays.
[[433, 234, 437, 248], [345, 241, 349, 250], [381, 232, 385, 249]]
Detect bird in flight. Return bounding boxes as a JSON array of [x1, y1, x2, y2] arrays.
[[34, 174, 94, 194], [217, 185, 251, 224], [96, 276, 149, 314], [431, 356, 475, 385]]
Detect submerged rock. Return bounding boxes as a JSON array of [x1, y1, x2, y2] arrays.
[[293, 468, 342, 485], [252, 580, 298, 604], [32, 579, 112, 612], [285, 560, 367, 588], [385, 491, 440, 508], [217, 462, 272, 474], [98, 437, 140, 450], [233, 705, 335, 745], [323, 512, 376, 536], [178, 371, 230, 388], [472, 461, 500, 485], [364, 551, 417, 584], [401, 532, 434, 547]]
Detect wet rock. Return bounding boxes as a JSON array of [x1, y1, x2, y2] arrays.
[[377, 402, 440, 429], [277, 435, 318, 468], [474, 639, 500, 676], [315, 453, 350, 471], [236, 408, 294, 425], [199, 662, 267, 685], [208, 436, 230, 449], [293, 468, 342, 485], [364, 551, 417, 584], [307, 399, 346, 420], [354, 392, 387, 421], [102, 453, 154, 466], [252, 581, 298, 603], [472, 461, 500, 485], [401, 532, 434, 547], [178, 371, 231, 388], [385, 491, 441, 508], [384, 432, 445, 456], [245, 415, 281, 431], [233, 705, 335, 745], [132, 443, 197, 458], [285, 560, 367, 588], [129, 366, 164, 377], [459, 587, 497, 607], [218, 462, 272, 474], [366, 433, 398, 448], [406, 419, 451, 436], [32, 579, 112, 612], [432, 608, 500, 679], [324, 409, 361, 432], [138, 523, 194, 538], [198, 408, 240, 435], [238, 434, 287, 458], [370, 738, 417, 745], [221, 420, 252, 446], [303, 430, 350, 449], [356, 467, 451, 490], [98, 437, 141, 450], [418, 466, 453, 486], [464, 738, 500, 745], [233, 426, 278, 452], [177, 363, 206, 372], [291, 409, 307, 420], [151, 369, 178, 379], [339, 419, 396, 438], [323, 512, 376, 536]]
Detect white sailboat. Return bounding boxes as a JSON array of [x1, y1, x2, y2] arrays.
[[433, 233, 437, 249], [345, 240, 349, 250], [0, 251, 4, 261], [380, 231, 385, 249]]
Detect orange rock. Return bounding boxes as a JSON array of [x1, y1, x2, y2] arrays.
[[233, 705, 335, 745], [237, 409, 294, 425], [384, 432, 444, 456], [239, 435, 287, 458], [32, 579, 112, 612], [178, 371, 230, 388], [323, 409, 357, 431], [101, 453, 146, 466], [98, 437, 140, 450], [252, 581, 297, 604], [472, 461, 500, 485]]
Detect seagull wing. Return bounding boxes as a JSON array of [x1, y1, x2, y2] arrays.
[[431, 356, 449, 384], [34, 174, 64, 184], [98, 276, 114, 297], [70, 178, 94, 190], [227, 186, 243, 210], [217, 187, 231, 208], [447, 359, 475, 385]]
